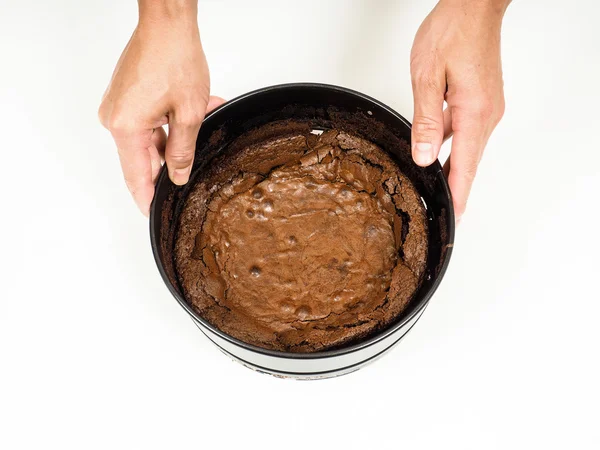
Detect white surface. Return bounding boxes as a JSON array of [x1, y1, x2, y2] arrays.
[[1, 0, 599, 449]]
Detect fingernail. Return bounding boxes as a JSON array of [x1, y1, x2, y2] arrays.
[[456, 215, 462, 226], [413, 142, 434, 166], [171, 167, 191, 185]]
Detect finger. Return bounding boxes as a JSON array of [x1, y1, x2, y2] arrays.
[[150, 126, 167, 183], [443, 107, 453, 143], [446, 115, 487, 221], [112, 130, 155, 216], [442, 157, 458, 227], [411, 65, 446, 166], [443, 155, 450, 179], [206, 95, 226, 114], [151, 126, 167, 158], [165, 109, 204, 185]]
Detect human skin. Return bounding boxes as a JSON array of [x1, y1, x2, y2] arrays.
[[99, 0, 510, 220], [98, 0, 223, 215], [410, 0, 511, 222]]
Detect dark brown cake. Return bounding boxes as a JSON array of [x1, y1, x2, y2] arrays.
[[174, 126, 428, 352]]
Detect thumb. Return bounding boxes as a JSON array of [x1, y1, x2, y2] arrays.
[[411, 69, 446, 167], [165, 109, 204, 185]]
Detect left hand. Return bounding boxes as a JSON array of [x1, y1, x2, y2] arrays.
[[410, 0, 510, 222]]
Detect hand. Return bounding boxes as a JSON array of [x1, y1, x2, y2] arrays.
[[410, 0, 510, 222], [98, 1, 224, 215]]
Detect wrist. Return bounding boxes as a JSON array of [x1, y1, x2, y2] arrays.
[[138, 0, 198, 24], [439, 0, 511, 17]]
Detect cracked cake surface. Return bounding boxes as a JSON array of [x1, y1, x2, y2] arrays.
[[174, 126, 428, 352]]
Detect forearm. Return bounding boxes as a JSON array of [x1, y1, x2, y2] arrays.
[[138, 0, 198, 22]]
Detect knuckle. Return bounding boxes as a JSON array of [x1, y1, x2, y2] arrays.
[[412, 115, 444, 140], [196, 86, 211, 106], [176, 109, 203, 128], [168, 151, 193, 166], [473, 97, 495, 121], [410, 51, 429, 75], [106, 111, 131, 133], [97, 103, 108, 128], [470, 92, 505, 125], [98, 99, 137, 133], [409, 55, 421, 77], [413, 115, 442, 139]]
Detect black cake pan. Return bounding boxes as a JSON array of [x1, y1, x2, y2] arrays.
[[150, 83, 455, 379]]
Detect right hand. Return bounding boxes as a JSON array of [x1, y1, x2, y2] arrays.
[[410, 0, 509, 223], [98, 3, 224, 215]]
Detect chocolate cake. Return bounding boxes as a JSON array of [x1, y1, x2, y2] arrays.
[[174, 125, 428, 352]]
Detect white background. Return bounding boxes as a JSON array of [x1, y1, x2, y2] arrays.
[[1, 0, 599, 448]]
